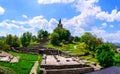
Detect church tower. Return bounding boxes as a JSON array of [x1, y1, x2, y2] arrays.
[[58, 19, 63, 28]]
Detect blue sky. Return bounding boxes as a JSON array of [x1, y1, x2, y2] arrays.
[[0, 0, 120, 43]]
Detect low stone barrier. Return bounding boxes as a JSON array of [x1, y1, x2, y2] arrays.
[[41, 64, 90, 69], [41, 67, 94, 74]]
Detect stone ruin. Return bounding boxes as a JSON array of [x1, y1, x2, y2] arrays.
[[0, 51, 19, 63], [40, 48, 94, 74]]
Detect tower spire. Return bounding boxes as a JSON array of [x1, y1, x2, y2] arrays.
[[58, 19, 63, 28], [59, 19, 61, 24]]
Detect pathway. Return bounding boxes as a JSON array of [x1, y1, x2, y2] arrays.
[[74, 45, 77, 49], [29, 61, 39, 74]]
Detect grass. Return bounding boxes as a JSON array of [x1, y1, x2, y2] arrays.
[[30, 41, 39, 45], [37, 55, 43, 74], [47, 42, 88, 55], [47, 42, 99, 64], [0, 65, 17, 74], [0, 52, 42, 74], [20, 41, 39, 47]]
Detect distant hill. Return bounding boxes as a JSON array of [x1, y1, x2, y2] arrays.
[[113, 43, 120, 48]]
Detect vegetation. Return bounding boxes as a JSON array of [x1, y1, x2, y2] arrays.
[[0, 20, 120, 73], [49, 32, 60, 45], [96, 43, 115, 67], [49, 27, 71, 45], [80, 32, 102, 51], [114, 53, 120, 66], [0, 40, 10, 51], [0, 65, 17, 74], [5, 34, 20, 48], [38, 29, 49, 40], [0, 52, 42, 74], [20, 32, 32, 47], [73, 36, 80, 42]]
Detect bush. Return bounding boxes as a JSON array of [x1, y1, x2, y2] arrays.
[[0, 40, 10, 51], [96, 43, 114, 67], [114, 53, 120, 66], [49, 33, 60, 45], [21, 32, 32, 47]]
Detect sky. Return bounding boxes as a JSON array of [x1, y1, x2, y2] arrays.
[[0, 0, 120, 43]]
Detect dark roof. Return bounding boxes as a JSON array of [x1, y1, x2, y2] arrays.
[[86, 66, 120, 74]]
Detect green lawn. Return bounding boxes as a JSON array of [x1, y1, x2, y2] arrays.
[[0, 52, 42, 74]]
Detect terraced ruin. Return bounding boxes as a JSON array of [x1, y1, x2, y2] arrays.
[[11, 40, 101, 74], [39, 48, 94, 74], [0, 51, 19, 63]]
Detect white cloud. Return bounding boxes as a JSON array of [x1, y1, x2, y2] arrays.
[[74, 0, 120, 23], [102, 23, 107, 27], [0, 6, 5, 15], [91, 27, 120, 42], [22, 14, 28, 18], [60, 0, 101, 36], [0, 15, 58, 36], [0, 20, 19, 29], [38, 0, 75, 4], [110, 24, 114, 28], [96, 9, 120, 22]]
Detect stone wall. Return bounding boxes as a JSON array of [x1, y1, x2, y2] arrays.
[[12, 47, 39, 54], [41, 64, 89, 69], [40, 67, 94, 74]]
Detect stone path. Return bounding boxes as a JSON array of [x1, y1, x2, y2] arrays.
[[29, 61, 39, 74]]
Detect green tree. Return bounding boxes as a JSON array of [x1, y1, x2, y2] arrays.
[[80, 32, 101, 51], [0, 36, 5, 40], [5, 34, 20, 47], [53, 27, 71, 43], [12, 35, 20, 47], [96, 43, 114, 67], [73, 36, 80, 42], [49, 32, 60, 45], [0, 40, 10, 51], [21, 32, 32, 47], [32, 35, 37, 42], [38, 29, 49, 40]]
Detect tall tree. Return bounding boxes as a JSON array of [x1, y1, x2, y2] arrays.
[[53, 27, 71, 42], [38, 29, 49, 40], [5, 34, 20, 47], [73, 36, 80, 42], [80, 32, 101, 51], [21, 32, 32, 47], [49, 32, 60, 45], [32, 35, 37, 42], [0, 40, 10, 51]]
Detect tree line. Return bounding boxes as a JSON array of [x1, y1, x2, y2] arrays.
[[0, 29, 49, 51], [0, 26, 119, 68]]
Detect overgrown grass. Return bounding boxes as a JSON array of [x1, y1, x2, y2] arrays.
[[0, 65, 17, 74], [30, 41, 39, 45], [47, 42, 98, 63], [47, 42, 88, 55], [0, 52, 42, 74]]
